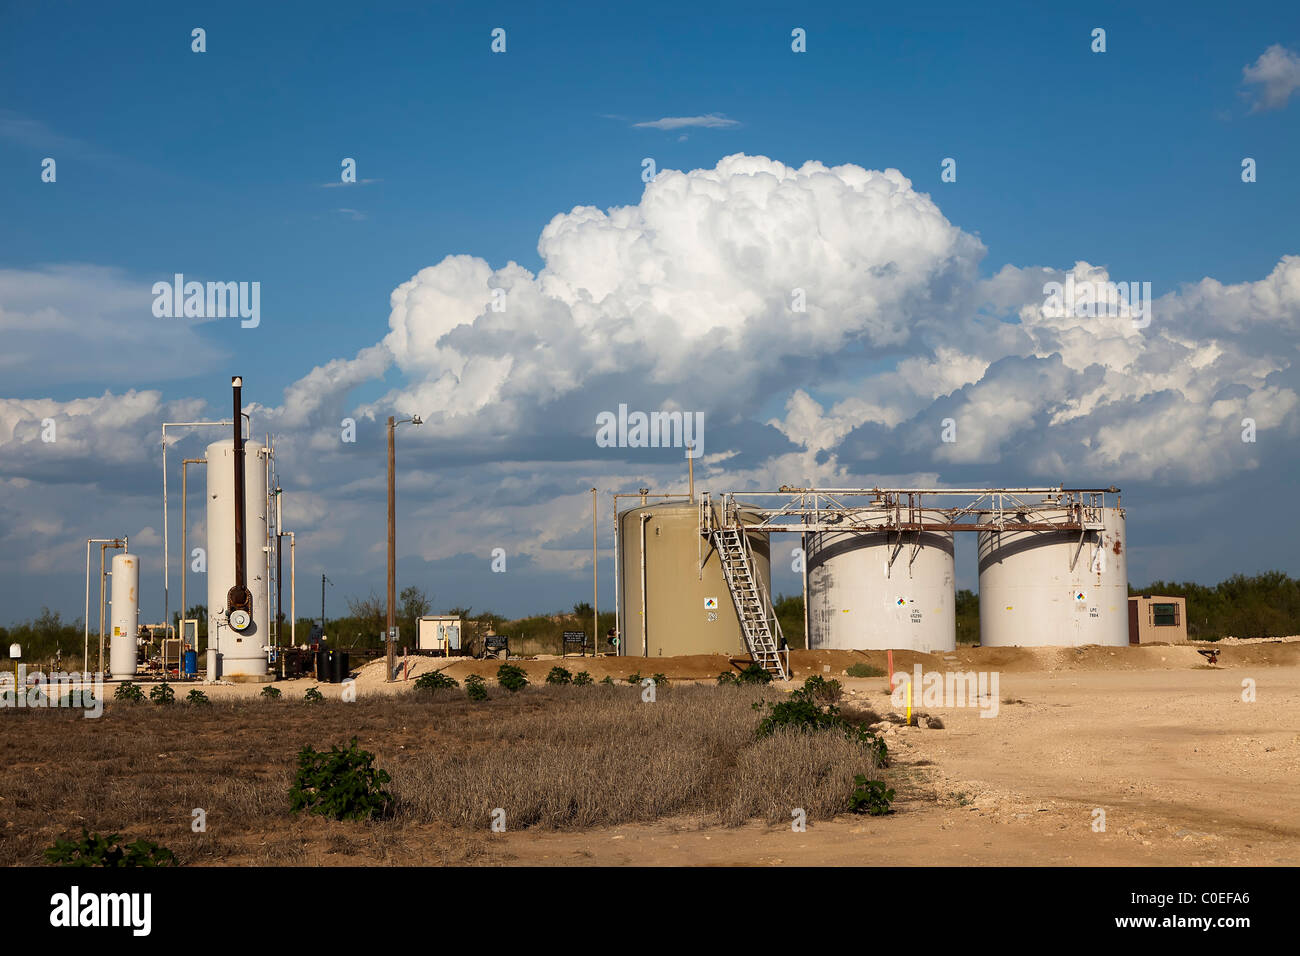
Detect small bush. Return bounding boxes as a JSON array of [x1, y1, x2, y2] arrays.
[[465, 674, 488, 701], [849, 776, 895, 815], [720, 663, 772, 685], [625, 672, 642, 685], [651, 673, 669, 687], [545, 666, 573, 686], [289, 737, 393, 821], [149, 683, 175, 706], [303, 686, 324, 703], [600, 676, 614, 686], [185, 689, 210, 706], [261, 685, 282, 700], [414, 669, 459, 692], [496, 663, 529, 693], [572, 671, 593, 686], [803, 675, 842, 703], [45, 830, 177, 867], [846, 661, 886, 678], [114, 682, 144, 703]]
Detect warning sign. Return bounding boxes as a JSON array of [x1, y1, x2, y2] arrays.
[[704, 597, 718, 610]]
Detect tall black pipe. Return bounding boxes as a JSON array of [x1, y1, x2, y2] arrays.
[[227, 376, 251, 615]]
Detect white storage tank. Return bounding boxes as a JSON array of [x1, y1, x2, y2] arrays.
[[206, 438, 270, 678], [807, 510, 956, 652], [109, 552, 139, 677], [978, 506, 1128, 647]]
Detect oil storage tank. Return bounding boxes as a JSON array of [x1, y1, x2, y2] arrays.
[[806, 511, 956, 653], [978, 506, 1127, 646], [109, 552, 140, 677], [617, 500, 772, 658], [206, 437, 270, 678]]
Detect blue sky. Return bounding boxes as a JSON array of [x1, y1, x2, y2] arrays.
[[2, 0, 1299, 625]]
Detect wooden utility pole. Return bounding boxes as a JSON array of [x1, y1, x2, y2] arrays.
[[386, 415, 396, 683]]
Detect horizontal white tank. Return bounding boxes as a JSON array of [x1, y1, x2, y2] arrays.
[[206, 438, 269, 678], [978, 506, 1127, 647], [807, 510, 956, 652], [109, 552, 139, 677]]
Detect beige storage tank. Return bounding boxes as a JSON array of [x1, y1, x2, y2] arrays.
[[978, 506, 1128, 647], [807, 510, 956, 652], [617, 500, 771, 658]]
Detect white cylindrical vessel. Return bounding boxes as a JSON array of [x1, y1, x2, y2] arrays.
[[978, 506, 1128, 647], [807, 510, 956, 652], [206, 438, 270, 678], [109, 552, 139, 677]]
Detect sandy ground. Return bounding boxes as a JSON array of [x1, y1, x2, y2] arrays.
[[483, 653, 1300, 865], [95, 639, 1300, 866]]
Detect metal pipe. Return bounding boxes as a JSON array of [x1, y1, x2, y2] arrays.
[[180, 458, 204, 645], [275, 486, 283, 652], [639, 513, 650, 657], [83, 537, 123, 674], [612, 494, 620, 658], [230, 378, 248, 613], [591, 488, 598, 658], [801, 530, 809, 652], [287, 532, 296, 648], [161, 415, 247, 655]]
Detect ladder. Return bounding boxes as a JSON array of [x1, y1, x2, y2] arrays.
[[709, 500, 789, 680]]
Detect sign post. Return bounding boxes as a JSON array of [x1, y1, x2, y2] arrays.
[[562, 631, 587, 658]]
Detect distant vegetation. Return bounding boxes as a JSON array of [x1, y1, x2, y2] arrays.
[[1129, 572, 1300, 641], [5, 572, 1298, 665]]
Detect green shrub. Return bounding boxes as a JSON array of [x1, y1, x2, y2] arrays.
[[149, 682, 175, 705], [600, 675, 614, 686], [545, 666, 573, 685], [261, 685, 282, 700], [304, 686, 324, 703], [803, 674, 842, 703], [414, 669, 459, 692], [572, 671, 593, 686], [755, 676, 889, 768], [651, 673, 669, 687], [465, 674, 488, 700], [846, 661, 886, 678], [114, 682, 144, 703], [720, 663, 772, 685], [625, 672, 642, 685], [496, 663, 529, 693], [849, 776, 895, 815], [45, 829, 177, 867], [184, 689, 210, 706], [289, 737, 393, 821]]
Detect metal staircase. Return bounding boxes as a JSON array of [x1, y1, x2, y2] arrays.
[[706, 496, 789, 681]]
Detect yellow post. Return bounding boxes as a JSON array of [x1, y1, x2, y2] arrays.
[[907, 677, 913, 726]]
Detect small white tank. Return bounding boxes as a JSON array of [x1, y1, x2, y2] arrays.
[[109, 552, 139, 677], [807, 510, 956, 652], [978, 506, 1128, 646]]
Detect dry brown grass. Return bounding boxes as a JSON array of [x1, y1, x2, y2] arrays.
[[0, 683, 889, 865]]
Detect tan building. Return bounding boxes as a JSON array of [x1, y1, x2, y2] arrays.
[[1128, 595, 1187, 644]]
